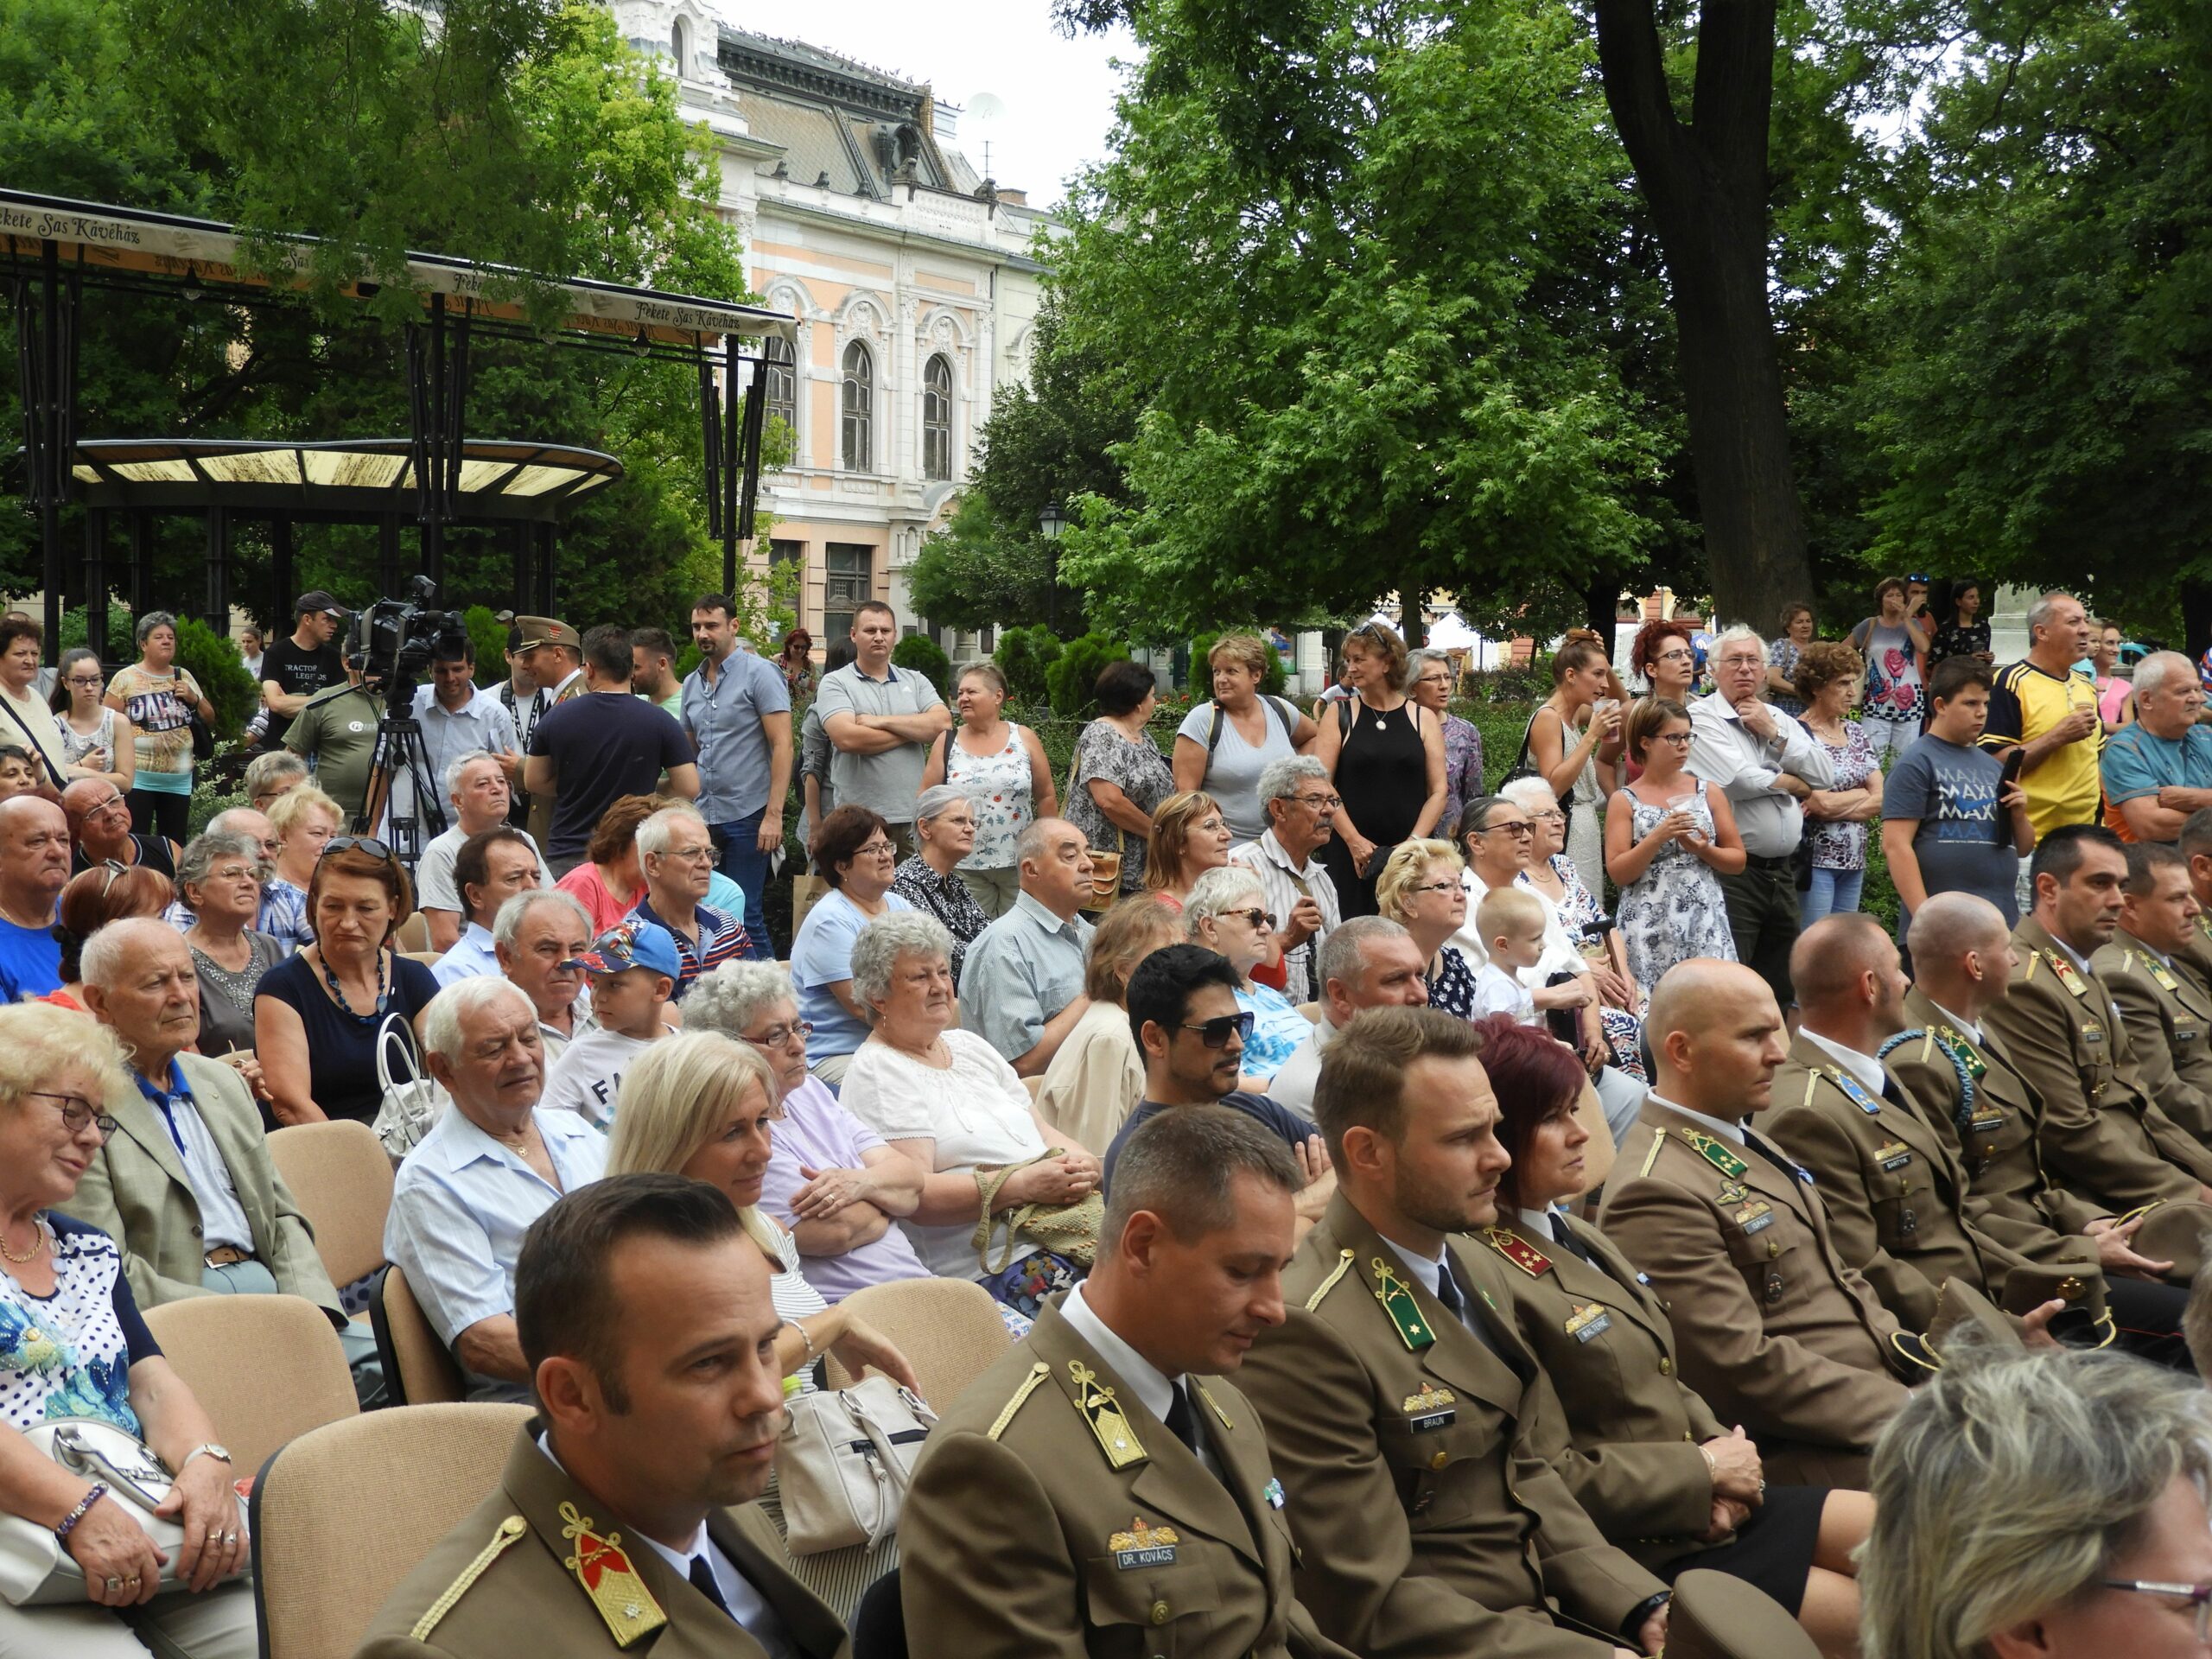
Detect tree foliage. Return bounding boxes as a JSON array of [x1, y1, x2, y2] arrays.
[[1046, 632, 1135, 719], [994, 624, 1063, 707]]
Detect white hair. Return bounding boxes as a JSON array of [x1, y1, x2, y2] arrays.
[[1182, 865, 1267, 937], [636, 804, 707, 861], [2132, 650, 2192, 702], [442, 749, 504, 800], [1711, 623, 1766, 661], [80, 916, 186, 993], [913, 785, 972, 824], [1499, 775, 1558, 816], [1257, 754, 1327, 806], [492, 887, 591, 952], [419, 975, 535, 1063], [848, 912, 953, 1018], [682, 960, 796, 1039]]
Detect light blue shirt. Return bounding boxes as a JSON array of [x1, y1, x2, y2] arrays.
[[957, 891, 1095, 1065], [409, 683, 518, 792], [681, 647, 791, 822], [384, 1105, 607, 1400], [431, 922, 503, 988], [136, 1062, 253, 1254], [791, 889, 916, 1061]]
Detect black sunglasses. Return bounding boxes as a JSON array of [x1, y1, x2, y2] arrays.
[[325, 836, 396, 862], [1179, 1012, 1255, 1050]]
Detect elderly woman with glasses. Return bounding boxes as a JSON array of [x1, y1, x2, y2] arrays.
[[49, 647, 134, 792], [1606, 697, 1744, 989], [1374, 838, 1481, 1018], [889, 785, 989, 982], [0, 1004, 257, 1658], [1404, 648, 1485, 835], [1862, 1349, 2212, 1659], [255, 835, 439, 1126], [836, 912, 1100, 1292], [791, 804, 915, 1086], [1181, 865, 1312, 1087], [176, 831, 285, 1059]]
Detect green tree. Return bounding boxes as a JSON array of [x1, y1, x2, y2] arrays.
[[1046, 632, 1134, 719], [890, 632, 952, 697], [994, 624, 1063, 707], [908, 498, 1061, 632]]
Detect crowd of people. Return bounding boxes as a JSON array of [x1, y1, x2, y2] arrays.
[[4, 582, 2212, 1659]]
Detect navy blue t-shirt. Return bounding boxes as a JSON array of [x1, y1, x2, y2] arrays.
[[0, 916, 60, 1002], [1102, 1093, 1316, 1193], [526, 690, 695, 859]]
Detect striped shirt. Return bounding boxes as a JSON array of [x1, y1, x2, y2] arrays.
[[624, 894, 748, 1001]]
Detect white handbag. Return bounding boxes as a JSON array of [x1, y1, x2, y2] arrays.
[[0, 1418, 250, 1605], [776, 1377, 936, 1554], [372, 1012, 448, 1161]]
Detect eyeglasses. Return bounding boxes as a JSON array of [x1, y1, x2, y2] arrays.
[[1223, 907, 1277, 930], [325, 836, 395, 861], [1476, 822, 1533, 839], [1292, 793, 1342, 812], [855, 840, 895, 858], [1179, 1012, 1255, 1049], [1407, 880, 1462, 896], [1654, 648, 1694, 664], [206, 862, 259, 883], [743, 1019, 814, 1051], [1527, 808, 1566, 824], [656, 845, 715, 865], [1654, 731, 1694, 747], [2101, 1580, 2212, 1641], [64, 675, 102, 689], [23, 1092, 118, 1140]]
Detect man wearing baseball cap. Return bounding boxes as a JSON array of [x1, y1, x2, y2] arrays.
[[540, 920, 681, 1128], [258, 590, 347, 748]]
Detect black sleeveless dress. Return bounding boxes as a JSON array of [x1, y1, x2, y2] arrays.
[[1319, 696, 1429, 918]]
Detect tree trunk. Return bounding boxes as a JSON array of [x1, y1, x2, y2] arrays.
[[1591, 0, 1814, 629], [1399, 585, 1427, 648], [1582, 567, 1624, 640]]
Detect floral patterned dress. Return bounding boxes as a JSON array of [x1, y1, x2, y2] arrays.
[[0, 1214, 156, 1434], [1618, 785, 1737, 989], [945, 724, 1037, 874], [1070, 720, 1173, 893], [1422, 943, 1482, 1020], [1807, 720, 1878, 875], [1438, 713, 1486, 835]]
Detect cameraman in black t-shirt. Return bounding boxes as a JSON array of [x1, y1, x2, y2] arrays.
[[258, 590, 347, 748]]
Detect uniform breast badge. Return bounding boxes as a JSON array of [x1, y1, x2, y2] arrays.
[[1565, 1302, 1613, 1344], [1402, 1382, 1458, 1432], [1875, 1140, 1913, 1173], [1263, 1477, 1287, 1510], [1370, 1256, 1437, 1350], [1109, 1517, 1180, 1570], [1070, 1361, 1148, 1469], [1732, 1199, 1774, 1236], [558, 1503, 667, 1648]]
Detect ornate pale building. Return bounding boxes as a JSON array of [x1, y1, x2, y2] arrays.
[[607, 0, 1051, 652]]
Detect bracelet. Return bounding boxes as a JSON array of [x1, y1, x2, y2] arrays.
[[54, 1482, 106, 1544], [784, 1318, 818, 1368]]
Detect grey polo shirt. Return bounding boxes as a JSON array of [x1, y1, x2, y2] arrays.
[[958, 890, 1095, 1065], [681, 648, 791, 822], [812, 662, 944, 826]]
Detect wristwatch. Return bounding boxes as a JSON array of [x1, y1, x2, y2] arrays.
[[179, 1444, 233, 1474]]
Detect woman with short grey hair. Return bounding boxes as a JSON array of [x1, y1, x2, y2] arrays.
[[179, 830, 286, 1057], [1862, 1350, 2212, 1659], [835, 913, 1101, 1299], [889, 785, 989, 981], [105, 608, 215, 849], [1406, 648, 1485, 833]]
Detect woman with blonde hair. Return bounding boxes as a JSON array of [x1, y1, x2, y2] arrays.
[[1172, 632, 1316, 842], [263, 783, 343, 950], [1037, 895, 1185, 1154], [1143, 789, 1234, 909], [1375, 838, 1480, 1017]]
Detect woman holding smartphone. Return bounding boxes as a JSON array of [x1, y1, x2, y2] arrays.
[[1606, 698, 1745, 988]]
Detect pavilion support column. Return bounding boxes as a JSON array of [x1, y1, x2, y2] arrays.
[[508, 521, 530, 612], [128, 510, 153, 620], [271, 517, 294, 623], [204, 506, 231, 639], [537, 522, 557, 614], [85, 508, 107, 663]]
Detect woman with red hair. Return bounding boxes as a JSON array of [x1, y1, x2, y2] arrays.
[[1467, 1013, 1872, 1658]]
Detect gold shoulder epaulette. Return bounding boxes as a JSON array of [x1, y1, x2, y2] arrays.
[[1193, 1379, 1234, 1431], [986, 1361, 1052, 1441], [1919, 1030, 1936, 1062], [2024, 953, 2039, 982], [410, 1516, 527, 1642], [1801, 1071, 1820, 1109], [1639, 1127, 1668, 1179], [1305, 1247, 1357, 1312]]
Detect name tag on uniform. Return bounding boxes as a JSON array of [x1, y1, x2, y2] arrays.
[[1876, 1141, 1913, 1173], [1968, 1107, 2005, 1135], [1403, 1384, 1457, 1433], [1566, 1302, 1613, 1344], [1734, 1201, 1774, 1236], [2180, 1028, 2202, 1046], [2082, 1022, 2106, 1046], [1109, 1520, 1179, 1570]]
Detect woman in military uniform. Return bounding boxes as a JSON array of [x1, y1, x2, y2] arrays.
[[1467, 1016, 1872, 1659]]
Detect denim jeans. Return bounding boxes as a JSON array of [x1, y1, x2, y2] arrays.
[[1799, 863, 1866, 931], [711, 808, 773, 959]]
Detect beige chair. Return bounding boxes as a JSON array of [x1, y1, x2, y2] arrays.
[[404, 949, 443, 968], [393, 910, 431, 954], [142, 1294, 358, 1477], [821, 1276, 1012, 1410], [268, 1119, 394, 1290], [372, 1263, 466, 1406], [1294, 1001, 1321, 1024], [251, 1402, 532, 1659], [1021, 1074, 1045, 1102]]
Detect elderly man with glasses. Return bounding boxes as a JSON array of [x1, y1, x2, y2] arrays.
[[621, 804, 747, 1001], [1230, 754, 1342, 1004], [1688, 623, 1835, 1005], [958, 817, 1097, 1075]]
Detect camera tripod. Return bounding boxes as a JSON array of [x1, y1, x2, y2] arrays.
[[357, 703, 448, 873]]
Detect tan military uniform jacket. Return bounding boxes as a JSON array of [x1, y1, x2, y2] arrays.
[[1597, 1096, 1912, 1487], [2094, 930, 2212, 1142], [900, 1300, 1351, 1659], [1980, 918, 2212, 1210], [1236, 1195, 1662, 1659], [2179, 911, 2212, 998], [1477, 1211, 1726, 1571], [355, 1425, 849, 1658], [1765, 1032, 2031, 1330]]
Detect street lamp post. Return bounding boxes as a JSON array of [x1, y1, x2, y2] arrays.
[[1039, 502, 1066, 634]]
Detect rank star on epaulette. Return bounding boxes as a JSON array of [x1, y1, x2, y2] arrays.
[[1680, 1128, 1748, 1179], [558, 1503, 667, 1648], [2046, 950, 2091, 998], [1480, 1225, 1553, 1278], [1369, 1256, 1435, 1351]]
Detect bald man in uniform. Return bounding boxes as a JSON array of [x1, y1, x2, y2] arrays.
[[899, 1107, 1354, 1659], [2176, 808, 2212, 988], [2092, 841, 2212, 1141]]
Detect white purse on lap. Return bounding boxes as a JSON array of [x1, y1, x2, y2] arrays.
[[776, 1377, 936, 1554]]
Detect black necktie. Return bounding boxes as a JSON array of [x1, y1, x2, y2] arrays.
[[1742, 1129, 1808, 1189], [1550, 1214, 1594, 1264], [1433, 1265, 1468, 1321], [689, 1556, 734, 1621], [1163, 1382, 1204, 1459]]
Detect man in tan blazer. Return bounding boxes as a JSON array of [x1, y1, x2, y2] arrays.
[[901, 1107, 1354, 1659], [1980, 825, 2212, 1211], [1240, 1007, 1679, 1659], [1599, 961, 1933, 1487], [2094, 841, 2212, 1140], [358, 1175, 848, 1658], [60, 918, 379, 1399], [1766, 915, 2067, 1332]]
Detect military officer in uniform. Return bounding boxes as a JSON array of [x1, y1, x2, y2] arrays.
[[512, 616, 586, 853], [1240, 1006, 1681, 1659], [2177, 808, 2212, 986], [354, 1174, 849, 1659], [1979, 826, 2212, 1211], [900, 1106, 1354, 1659], [2094, 842, 2212, 1141], [1765, 915, 2078, 1331]]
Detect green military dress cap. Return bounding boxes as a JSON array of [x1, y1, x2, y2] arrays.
[[1663, 1568, 1821, 1659], [2001, 1262, 2110, 1344], [2132, 1200, 2212, 1278], [514, 615, 581, 652]]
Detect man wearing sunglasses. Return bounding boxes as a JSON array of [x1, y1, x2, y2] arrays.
[[1102, 944, 1332, 1224]]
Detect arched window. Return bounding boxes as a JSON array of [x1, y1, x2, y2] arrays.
[[764, 335, 795, 433], [841, 340, 873, 473], [670, 16, 690, 73], [921, 353, 953, 480]]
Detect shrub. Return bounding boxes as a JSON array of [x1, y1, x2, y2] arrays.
[[1046, 631, 1135, 720], [890, 632, 951, 696], [463, 606, 510, 685], [995, 624, 1063, 708], [168, 615, 261, 737], [1189, 630, 1288, 697]]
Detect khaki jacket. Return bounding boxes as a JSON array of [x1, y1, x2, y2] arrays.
[[2094, 931, 2212, 1141], [1597, 1096, 1911, 1487], [1980, 918, 2212, 1210], [1476, 1212, 1726, 1571], [354, 1425, 849, 1658], [1765, 1032, 2031, 1330], [900, 1301, 1351, 1659], [62, 1052, 340, 1319], [1235, 1194, 1662, 1659]]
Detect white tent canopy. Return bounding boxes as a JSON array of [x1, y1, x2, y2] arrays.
[[1365, 610, 1506, 668]]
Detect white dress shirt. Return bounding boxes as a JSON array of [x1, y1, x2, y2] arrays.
[[1057, 1282, 1221, 1479], [1685, 690, 1834, 858], [1799, 1027, 1887, 1096], [1645, 1090, 1746, 1146], [1928, 1001, 1983, 1045]]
